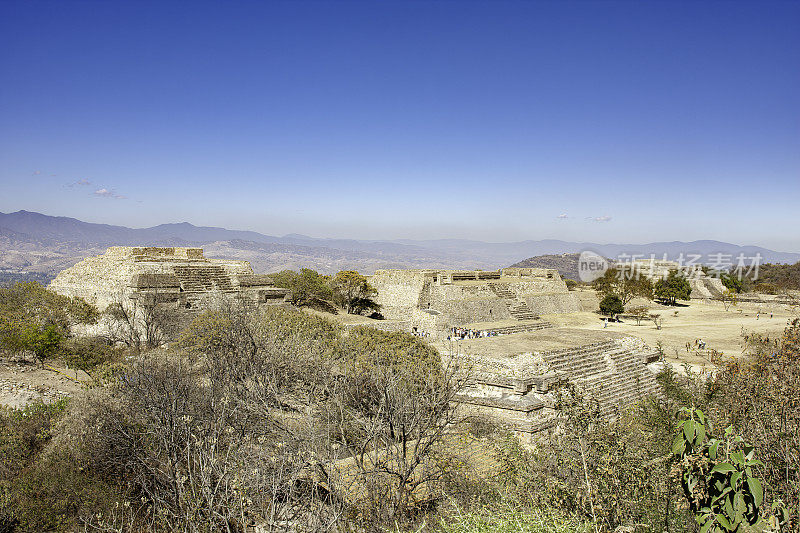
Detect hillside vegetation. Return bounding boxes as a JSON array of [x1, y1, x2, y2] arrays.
[[509, 253, 587, 281], [751, 261, 800, 291], [0, 283, 798, 532]]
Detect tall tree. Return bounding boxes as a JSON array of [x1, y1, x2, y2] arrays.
[[592, 266, 654, 305]]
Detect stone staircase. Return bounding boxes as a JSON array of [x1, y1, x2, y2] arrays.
[[172, 265, 235, 292], [541, 341, 660, 417], [509, 301, 538, 320], [489, 283, 540, 321], [489, 283, 515, 299], [486, 321, 553, 335]]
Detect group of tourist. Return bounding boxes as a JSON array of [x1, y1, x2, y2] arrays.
[[686, 338, 707, 351], [447, 327, 499, 340]]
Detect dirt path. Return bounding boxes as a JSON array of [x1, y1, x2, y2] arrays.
[[0, 358, 88, 409]]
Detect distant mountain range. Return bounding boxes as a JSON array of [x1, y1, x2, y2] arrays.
[[1, 210, 798, 277]]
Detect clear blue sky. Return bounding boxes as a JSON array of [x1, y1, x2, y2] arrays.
[[1, 1, 798, 250]]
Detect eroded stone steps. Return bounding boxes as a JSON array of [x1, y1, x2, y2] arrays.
[[173, 265, 235, 292], [543, 342, 660, 416], [487, 322, 553, 335]]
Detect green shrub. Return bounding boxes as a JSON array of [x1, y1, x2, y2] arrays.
[[598, 294, 624, 316]]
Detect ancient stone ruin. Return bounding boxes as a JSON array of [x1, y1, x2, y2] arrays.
[[442, 329, 660, 437], [631, 259, 726, 298], [369, 267, 580, 338], [367, 267, 659, 436], [48, 246, 289, 312]]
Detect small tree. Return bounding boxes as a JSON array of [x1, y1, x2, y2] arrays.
[[19, 323, 63, 367], [0, 282, 97, 364], [654, 270, 692, 305], [716, 289, 738, 312], [650, 313, 663, 330], [331, 270, 380, 314], [629, 305, 650, 326], [599, 294, 624, 317]]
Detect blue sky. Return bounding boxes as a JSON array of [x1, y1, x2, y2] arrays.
[[1, 1, 798, 250]]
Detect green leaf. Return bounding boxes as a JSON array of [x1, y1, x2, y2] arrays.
[[712, 487, 732, 504], [684, 420, 696, 442], [672, 436, 686, 455], [724, 494, 735, 518], [711, 463, 736, 475], [696, 422, 706, 443], [700, 520, 713, 533], [735, 491, 745, 514], [709, 441, 720, 460], [747, 477, 763, 507]]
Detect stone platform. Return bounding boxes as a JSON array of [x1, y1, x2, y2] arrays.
[[48, 246, 289, 312], [439, 327, 660, 435], [369, 267, 579, 338]]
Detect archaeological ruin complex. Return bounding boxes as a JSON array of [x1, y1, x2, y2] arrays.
[[48, 246, 289, 312], [631, 259, 726, 299], [367, 267, 662, 437], [369, 267, 580, 338], [47, 252, 662, 436]]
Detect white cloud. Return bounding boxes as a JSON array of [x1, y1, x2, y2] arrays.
[[592, 215, 612, 222], [32, 170, 41, 176], [557, 213, 569, 219], [93, 188, 126, 199]]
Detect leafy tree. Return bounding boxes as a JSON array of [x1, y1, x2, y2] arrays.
[[0, 282, 98, 364], [271, 268, 333, 306], [331, 270, 380, 314], [592, 266, 654, 305], [61, 337, 116, 378], [654, 270, 692, 305], [720, 273, 743, 294], [710, 320, 800, 522], [599, 294, 624, 317]]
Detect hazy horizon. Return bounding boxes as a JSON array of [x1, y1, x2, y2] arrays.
[[4, 208, 800, 255], [2, 1, 798, 250]]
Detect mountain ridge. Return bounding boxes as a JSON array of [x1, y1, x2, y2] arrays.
[[1, 210, 798, 277]]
